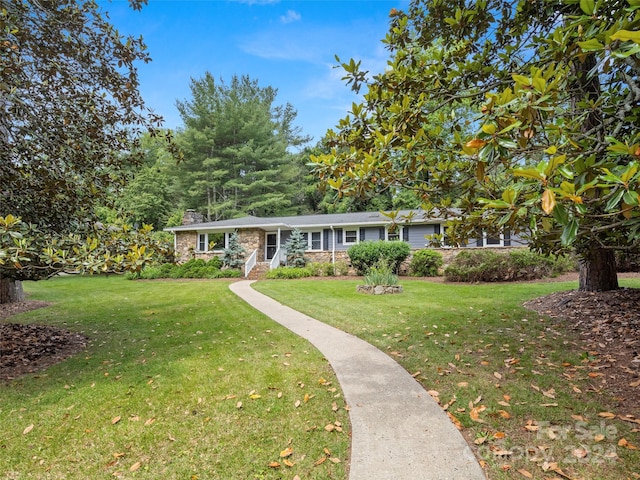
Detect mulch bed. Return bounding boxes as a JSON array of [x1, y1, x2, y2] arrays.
[[524, 286, 640, 415], [0, 301, 88, 381]]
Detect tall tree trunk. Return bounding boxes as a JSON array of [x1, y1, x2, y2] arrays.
[[0, 275, 24, 304], [578, 248, 619, 292]]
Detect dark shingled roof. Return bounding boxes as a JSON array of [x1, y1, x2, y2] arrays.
[[165, 209, 445, 232]]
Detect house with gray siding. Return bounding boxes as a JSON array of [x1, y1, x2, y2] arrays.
[[165, 209, 525, 277]]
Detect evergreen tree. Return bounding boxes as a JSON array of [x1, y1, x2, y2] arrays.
[[222, 232, 246, 269], [283, 229, 308, 267], [174, 74, 310, 220]]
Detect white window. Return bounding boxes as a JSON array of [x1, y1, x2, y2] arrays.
[[197, 233, 208, 252], [197, 232, 228, 252], [300, 231, 322, 251], [310, 231, 322, 251], [386, 227, 402, 242], [344, 229, 358, 244]]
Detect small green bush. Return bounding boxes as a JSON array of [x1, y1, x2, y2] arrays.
[[409, 249, 444, 276], [363, 259, 399, 286], [616, 250, 640, 272], [335, 261, 350, 276], [308, 262, 334, 276], [128, 257, 239, 280], [444, 249, 575, 282], [265, 266, 313, 279], [347, 241, 411, 275]]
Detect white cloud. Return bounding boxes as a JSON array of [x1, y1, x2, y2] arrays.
[[280, 10, 301, 24]]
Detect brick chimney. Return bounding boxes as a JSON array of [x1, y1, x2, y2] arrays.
[[182, 209, 204, 225]]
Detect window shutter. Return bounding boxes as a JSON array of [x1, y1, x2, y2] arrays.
[[477, 236, 484, 247], [379, 227, 385, 240], [336, 228, 343, 244], [435, 224, 441, 235], [402, 226, 409, 242], [323, 229, 330, 249], [504, 229, 511, 247], [360, 229, 365, 241]]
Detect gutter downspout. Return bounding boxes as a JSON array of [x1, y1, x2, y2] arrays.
[[330, 226, 335, 266], [173, 233, 177, 261]]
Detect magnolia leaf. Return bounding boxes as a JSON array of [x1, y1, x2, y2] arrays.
[[579, 0, 595, 14], [23, 424, 34, 435], [541, 189, 556, 215], [578, 39, 604, 51], [560, 218, 578, 246], [130, 462, 142, 472], [280, 447, 294, 458], [513, 168, 544, 181], [469, 405, 487, 422], [466, 138, 487, 149], [481, 123, 496, 135], [512, 74, 531, 86], [611, 30, 640, 43], [598, 411, 616, 419]]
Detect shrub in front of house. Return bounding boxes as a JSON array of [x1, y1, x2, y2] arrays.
[[265, 266, 314, 279], [444, 249, 575, 282], [347, 241, 411, 275], [308, 262, 334, 276], [127, 258, 241, 280], [363, 259, 398, 286], [409, 249, 444, 277]]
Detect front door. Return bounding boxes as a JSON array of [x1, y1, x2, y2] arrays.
[[266, 233, 277, 260]]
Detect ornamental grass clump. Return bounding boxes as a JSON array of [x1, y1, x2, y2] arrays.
[[363, 260, 398, 286]]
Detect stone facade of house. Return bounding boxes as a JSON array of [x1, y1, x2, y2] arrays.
[[238, 229, 265, 262], [175, 231, 197, 262]]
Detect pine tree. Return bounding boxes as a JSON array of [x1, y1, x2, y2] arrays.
[[222, 232, 246, 269], [283, 229, 308, 268]]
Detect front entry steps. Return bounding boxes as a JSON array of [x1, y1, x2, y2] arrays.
[[246, 261, 270, 280]]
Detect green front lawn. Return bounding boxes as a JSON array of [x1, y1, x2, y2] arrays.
[[0, 276, 349, 479], [254, 278, 640, 480]]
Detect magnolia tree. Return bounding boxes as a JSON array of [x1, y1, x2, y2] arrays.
[[0, 216, 172, 303], [312, 0, 640, 292], [1, 1, 177, 302]]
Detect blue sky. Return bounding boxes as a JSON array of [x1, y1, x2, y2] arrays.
[[99, 0, 409, 144]]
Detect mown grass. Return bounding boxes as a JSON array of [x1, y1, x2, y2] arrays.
[[0, 276, 349, 479], [254, 278, 640, 480]]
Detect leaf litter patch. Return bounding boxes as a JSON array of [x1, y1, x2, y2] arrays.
[[524, 287, 640, 415], [1, 300, 87, 381]]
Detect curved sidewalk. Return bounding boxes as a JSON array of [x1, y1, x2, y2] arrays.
[[229, 280, 485, 480]]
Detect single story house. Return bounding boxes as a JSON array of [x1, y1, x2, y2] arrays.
[[165, 209, 525, 277]]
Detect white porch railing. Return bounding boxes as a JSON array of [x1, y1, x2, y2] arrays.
[[269, 247, 284, 270], [244, 249, 257, 278]]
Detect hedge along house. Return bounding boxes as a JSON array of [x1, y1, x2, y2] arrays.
[[165, 209, 526, 278]]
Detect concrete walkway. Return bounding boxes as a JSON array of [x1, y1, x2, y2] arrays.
[[229, 281, 486, 480]]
